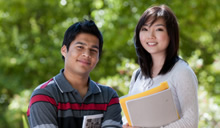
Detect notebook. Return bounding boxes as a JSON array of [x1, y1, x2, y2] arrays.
[[126, 88, 179, 127], [120, 81, 179, 127]]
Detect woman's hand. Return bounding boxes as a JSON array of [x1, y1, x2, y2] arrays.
[[122, 123, 139, 128]]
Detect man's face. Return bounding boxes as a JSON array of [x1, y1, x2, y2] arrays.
[[61, 33, 99, 76]]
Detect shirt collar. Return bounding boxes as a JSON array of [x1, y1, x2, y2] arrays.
[[54, 69, 101, 94]]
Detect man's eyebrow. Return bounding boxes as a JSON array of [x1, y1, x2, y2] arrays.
[[92, 45, 99, 49], [75, 42, 86, 45], [75, 41, 99, 49]]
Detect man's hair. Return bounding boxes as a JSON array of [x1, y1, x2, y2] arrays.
[[62, 20, 103, 60], [134, 4, 179, 78]]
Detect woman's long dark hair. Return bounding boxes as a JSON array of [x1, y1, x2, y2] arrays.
[[134, 5, 179, 78]]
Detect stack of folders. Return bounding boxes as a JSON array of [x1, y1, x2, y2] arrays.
[[120, 81, 180, 127]]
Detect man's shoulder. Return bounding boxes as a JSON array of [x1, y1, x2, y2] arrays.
[[94, 83, 118, 98], [31, 78, 59, 96], [95, 83, 115, 92]]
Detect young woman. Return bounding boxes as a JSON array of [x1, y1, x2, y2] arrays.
[[123, 5, 198, 128]]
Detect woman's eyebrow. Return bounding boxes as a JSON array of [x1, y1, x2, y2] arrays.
[[143, 23, 149, 26], [155, 24, 165, 26], [142, 23, 165, 27]]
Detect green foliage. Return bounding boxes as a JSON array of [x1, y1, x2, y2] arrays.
[[99, 58, 139, 97], [22, 114, 29, 128], [0, 0, 220, 127], [198, 86, 220, 127], [4, 90, 31, 128]]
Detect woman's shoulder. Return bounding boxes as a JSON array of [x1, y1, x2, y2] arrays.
[[168, 59, 198, 91], [171, 59, 197, 79], [173, 59, 192, 72]]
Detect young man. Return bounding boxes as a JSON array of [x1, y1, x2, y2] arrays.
[[27, 20, 122, 128]]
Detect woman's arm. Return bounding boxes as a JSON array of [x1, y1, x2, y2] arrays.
[[163, 66, 199, 128]]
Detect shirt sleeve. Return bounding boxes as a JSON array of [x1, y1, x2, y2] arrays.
[[163, 65, 199, 128], [128, 69, 140, 94], [27, 89, 58, 128], [101, 88, 122, 128]]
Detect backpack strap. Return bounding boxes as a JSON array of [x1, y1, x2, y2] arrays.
[[135, 68, 141, 82]]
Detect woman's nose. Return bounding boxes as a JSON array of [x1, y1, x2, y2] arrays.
[[147, 30, 155, 39]]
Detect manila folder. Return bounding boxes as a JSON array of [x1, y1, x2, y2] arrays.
[[126, 88, 179, 127]]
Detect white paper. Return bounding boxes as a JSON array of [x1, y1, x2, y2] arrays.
[[82, 114, 103, 128]]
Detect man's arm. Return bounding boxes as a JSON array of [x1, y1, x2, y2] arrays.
[[27, 90, 58, 128], [101, 88, 122, 128]]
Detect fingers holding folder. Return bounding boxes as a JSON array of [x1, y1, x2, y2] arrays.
[[122, 123, 139, 128]]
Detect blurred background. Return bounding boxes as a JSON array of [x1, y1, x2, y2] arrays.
[[0, 0, 220, 127]]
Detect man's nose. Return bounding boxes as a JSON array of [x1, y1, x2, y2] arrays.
[[82, 50, 91, 58]]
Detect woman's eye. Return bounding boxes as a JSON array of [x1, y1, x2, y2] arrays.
[[156, 28, 164, 31], [141, 28, 148, 31]]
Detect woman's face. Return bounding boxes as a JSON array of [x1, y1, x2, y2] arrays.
[[139, 18, 170, 57]]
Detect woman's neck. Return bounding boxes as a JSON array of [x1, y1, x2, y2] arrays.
[[151, 54, 166, 77]]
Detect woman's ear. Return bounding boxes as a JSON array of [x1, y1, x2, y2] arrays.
[[61, 45, 67, 58]]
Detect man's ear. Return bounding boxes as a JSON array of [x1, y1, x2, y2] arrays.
[[61, 45, 67, 58]]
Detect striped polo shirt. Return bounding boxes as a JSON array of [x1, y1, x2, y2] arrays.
[[27, 69, 122, 128]]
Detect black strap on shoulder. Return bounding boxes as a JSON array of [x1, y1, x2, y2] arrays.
[[135, 68, 141, 81]]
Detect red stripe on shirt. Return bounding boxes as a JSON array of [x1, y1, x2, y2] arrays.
[[57, 97, 119, 111], [27, 96, 119, 116], [83, 103, 107, 110], [40, 78, 53, 89], [108, 97, 119, 106], [58, 103, 108, 111], [27, 95, 57, 116]]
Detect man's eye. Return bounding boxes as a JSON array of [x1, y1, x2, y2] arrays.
[[77, 46, 83, 49], [91, 49, 98, 53]]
